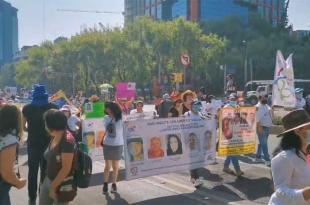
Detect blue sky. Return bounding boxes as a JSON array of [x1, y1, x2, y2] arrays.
[[6, 0, 310, 47]]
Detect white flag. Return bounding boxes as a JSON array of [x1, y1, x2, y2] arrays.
[[272, 51, 296, 107]]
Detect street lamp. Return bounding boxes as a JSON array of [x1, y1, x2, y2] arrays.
[[242, 40, 248, 87]]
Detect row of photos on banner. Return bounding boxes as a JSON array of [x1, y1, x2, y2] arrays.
[[82, 104, 257, 180]]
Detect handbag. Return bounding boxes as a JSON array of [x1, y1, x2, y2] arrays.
[[56, 176, 77, 203]]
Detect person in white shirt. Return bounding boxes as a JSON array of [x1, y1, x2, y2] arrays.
[[184, 101, 205, 188], [255, 95, 273, 166], [102, 102, 124, 194], [130, 101, 144, 115], [269, 109, 310, 205]]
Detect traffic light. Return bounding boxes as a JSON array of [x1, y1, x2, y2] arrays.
[[178, 73, 184, 82], [170, 73, 177, 83], [170, 73, 184, 83]]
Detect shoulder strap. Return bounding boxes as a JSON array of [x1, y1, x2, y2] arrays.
[[16, 143, 20, 178]]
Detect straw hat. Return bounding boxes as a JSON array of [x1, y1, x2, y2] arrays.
[[277, 109, 310, 137]]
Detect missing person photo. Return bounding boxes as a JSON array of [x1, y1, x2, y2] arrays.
[[203, 130, 213, 151], [185, 133, 200, 154], [83, 131, 95, 152], [127, 138, 144, 162], [166, 134, 183, 156], [222, 117, 233, 140], [148, 136, 164, 159]]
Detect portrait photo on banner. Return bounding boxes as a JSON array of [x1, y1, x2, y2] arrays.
[[83, 131, 95, 153], [127, 137, 144, 162], [148, 136, 165, 159], [166, 134, 183, 156], [184, 132, 201, 157], [203, 130, 213, 152]]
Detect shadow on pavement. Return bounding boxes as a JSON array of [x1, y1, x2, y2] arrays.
[[228, 176, 273, 201], [105, 193, 129, 205], [204, 185, 242, 200], [131, 191, 238, 205], [199, 168, 223, 182], [89, 169, 127, 187]]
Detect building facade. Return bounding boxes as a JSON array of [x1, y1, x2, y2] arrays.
[[124, 0, 286, 27], [144, 0, 174, 21], [200, 0, 249, 22], [124, 0, 145, 24], [234, 0, 286, 26], [0, 0, 18, 66]]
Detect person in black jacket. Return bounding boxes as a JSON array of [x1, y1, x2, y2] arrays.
[[22, 84, 57, 205], [158, 94, 174, 118]]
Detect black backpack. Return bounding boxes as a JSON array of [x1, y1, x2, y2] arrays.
[[74, 142, 92, 188]]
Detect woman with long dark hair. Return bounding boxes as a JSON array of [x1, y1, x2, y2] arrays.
[[269, 109, 310, 205], [167, 134, 183, 156], [102, 102, 124, 194], [0, 105, 26, 205]]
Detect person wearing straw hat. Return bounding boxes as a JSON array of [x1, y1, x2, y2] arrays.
[[269, 109, 310, 205]]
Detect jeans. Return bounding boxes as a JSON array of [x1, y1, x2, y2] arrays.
[[224, 156, 241, 171], [39, 177, 68, 205], [0, 179, 11, 205], [256, 127, 270, 161], [28, 143, 47, 201]]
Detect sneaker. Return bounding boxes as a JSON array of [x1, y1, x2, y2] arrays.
[[111, 183, 117, 193], [254, 158, 264, 163], [265, 160, 271, 167], [102, 182, 108, 194], [223, 167, 235, 175], [236, 170, 244, 177]]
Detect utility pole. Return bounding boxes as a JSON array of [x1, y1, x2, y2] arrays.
[[243, 40, 248, 86]]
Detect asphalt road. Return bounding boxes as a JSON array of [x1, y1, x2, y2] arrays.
[[10, 104, 282, 205], [11, 134, 280, 205]]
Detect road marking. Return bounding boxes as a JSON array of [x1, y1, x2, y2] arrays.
[[151, 175, 247, 205], [141, 178, 212, 205]]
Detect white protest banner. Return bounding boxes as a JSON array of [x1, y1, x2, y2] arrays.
[[272, 50, 296, 108], [123, 117, 216, 180], [218, 107, 256, 156], [82, 118, 105, 161], [123, 111, 156, 121]]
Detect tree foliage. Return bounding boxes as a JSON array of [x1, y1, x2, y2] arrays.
[[11, 17, 225, 95], [2, 15, 309, 95], [201, 14, 310, 90]]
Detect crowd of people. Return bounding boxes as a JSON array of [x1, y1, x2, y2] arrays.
[[0, 83, 310, 205]]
